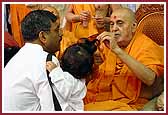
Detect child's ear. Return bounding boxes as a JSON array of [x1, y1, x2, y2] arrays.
[[39, 31, 47, 44]]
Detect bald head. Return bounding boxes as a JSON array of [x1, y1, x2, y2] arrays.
[[109, 7, 137, 48], [111, 8, 136, 23]]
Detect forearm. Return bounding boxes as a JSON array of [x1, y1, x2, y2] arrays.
[[65, 5, 80, 23], [114, 48, 156, 86], [66, 13, 80, 22], [66, 12, 81, 23]]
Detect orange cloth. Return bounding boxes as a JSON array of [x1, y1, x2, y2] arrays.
[[65, 4, 98, 39], [10, 4, 31, 47], [84, 100, 136, 111], [59, 4, 99, 57], [84, 32, 164, 111], [58, 30, 78, 57]]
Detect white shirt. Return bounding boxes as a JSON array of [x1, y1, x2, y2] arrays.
[[3, 43, 86, 111], [49, 67, 86, 111], [3, 43, 57, 111]]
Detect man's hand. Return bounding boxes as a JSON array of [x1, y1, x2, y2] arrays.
[[79, 10, 91, 22]]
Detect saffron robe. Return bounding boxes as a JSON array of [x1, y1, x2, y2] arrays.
[[10, 4, 31, 47], [59, 4, 98, 57], [84, 32, 164, 111], [65, 4, 98, 39]]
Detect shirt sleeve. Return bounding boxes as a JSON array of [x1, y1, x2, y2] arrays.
[[68, 79, 87, 111], [35, 56, 61, 111], [49, 67, 74, 99], [52, 55, 60, 67], [49, 67, 86, 111], [36, 72, 55, 111]]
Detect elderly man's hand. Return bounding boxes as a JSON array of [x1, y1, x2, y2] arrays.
[[96, 32, 120, 53]]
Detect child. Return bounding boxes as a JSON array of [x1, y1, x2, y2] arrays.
[[46, 38, 97, 111]]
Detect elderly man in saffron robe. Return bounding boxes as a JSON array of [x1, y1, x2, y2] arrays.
[[84, 8, 164, 111]]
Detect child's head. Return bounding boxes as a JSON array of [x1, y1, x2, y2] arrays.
[[60, 38, 97, 79]]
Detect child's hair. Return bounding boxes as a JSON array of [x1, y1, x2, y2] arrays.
[[60, 38, 98, 79]]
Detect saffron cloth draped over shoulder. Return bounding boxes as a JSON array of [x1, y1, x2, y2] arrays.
[[84, 32, 164, 111]]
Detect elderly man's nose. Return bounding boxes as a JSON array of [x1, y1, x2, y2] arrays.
[[111, 24, 119, 32]]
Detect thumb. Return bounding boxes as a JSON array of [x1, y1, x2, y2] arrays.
[[103, 39, 110, 49]]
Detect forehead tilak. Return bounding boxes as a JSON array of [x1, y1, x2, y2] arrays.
[[110, 15, 118, 22], [110, 15, 118, 21]]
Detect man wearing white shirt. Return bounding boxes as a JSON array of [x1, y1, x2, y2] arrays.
[[3, 10, 62, 111]]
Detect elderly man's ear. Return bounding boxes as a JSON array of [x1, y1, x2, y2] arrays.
[[39, 31, 47, 44]]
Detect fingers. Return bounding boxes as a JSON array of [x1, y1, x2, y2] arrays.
[[96, 32, 119, 51], [96, 32, 111, 49], [96, 32, 112, 43], [46, 61, 57, 72], [80, 10, 90, 21], [103, 40, 111, 49]]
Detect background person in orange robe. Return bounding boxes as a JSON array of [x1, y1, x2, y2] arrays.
[[84, 8, 164, 111], [10, 4, 31, 47], [59, 4, 121, 58], [9, 4, 50, 47], [65, 4, 121, 38]]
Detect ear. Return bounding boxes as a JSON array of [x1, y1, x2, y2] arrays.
[[39, 31, 47, 44], [132, 22, 137, 33]]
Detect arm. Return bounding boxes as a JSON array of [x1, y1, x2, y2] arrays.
[[46, 56, 85, 110], [65, 5, 81, 23], [36, 68, 55, 111], [68, 79, 86, 111], [97, 32, 156, 86], [48, 66, 72, 99], [47, 58, 86, 110], [114, 48, 156, 86], [65, 4, 91, 23], [49, 68, 86, 110]]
